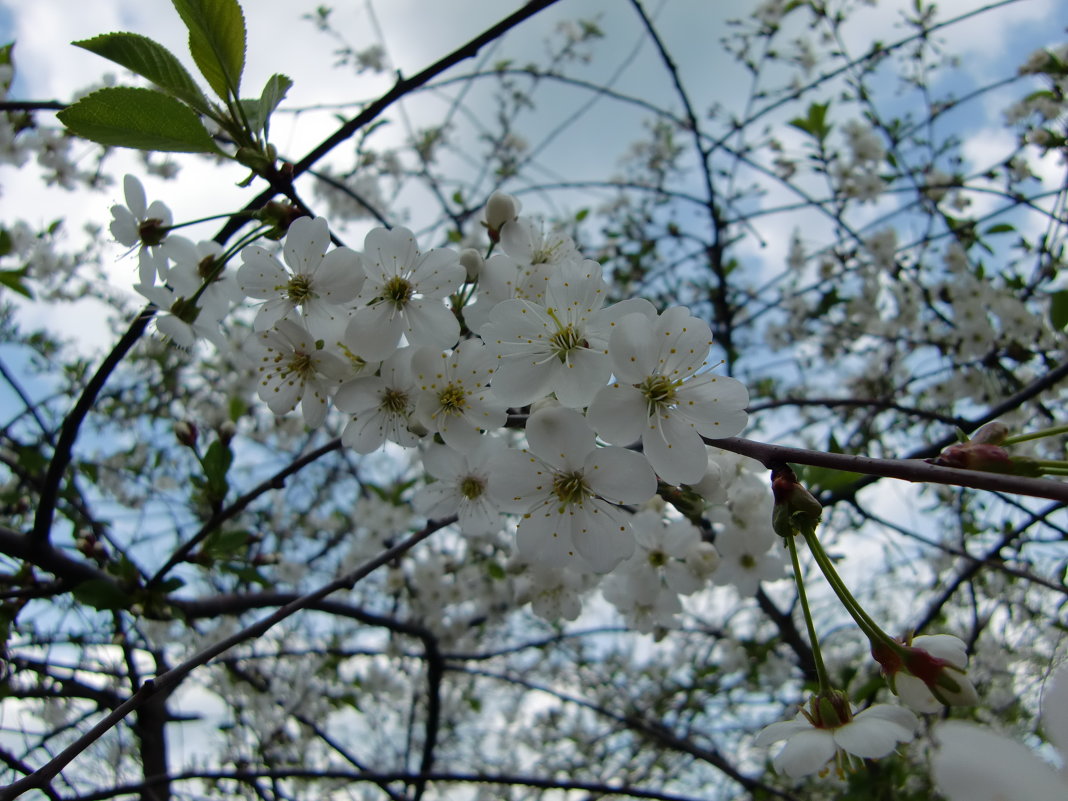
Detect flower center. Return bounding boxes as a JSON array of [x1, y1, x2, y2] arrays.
[[437, 383, 467, 415], [647, 549, 668, 568], [639, 374, 678, 414], [286, 351, 314, 379], [552, 470, 589, 505], [548, 322, 586, 363], [380, 388, 409, 414], [740, 553, 757, 569], [382, 275, 415, 308], [286, 274, 315, 304], [460, 476, 485, 499]]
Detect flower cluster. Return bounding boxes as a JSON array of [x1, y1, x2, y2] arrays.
[[124, 182, 752, 620]]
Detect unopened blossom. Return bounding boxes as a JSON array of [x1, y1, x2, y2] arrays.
[[932, 662, 1068, 801], [755, 694, 919, 779], [412, 438, 506, 537], [110, 174, 172, 284], [345, 226, 464, 361], [248, 318, 349, 427], [490, 405, 656, 572], [238, 216, 364, 341], [412, 339, 506, 451], [873, 633, 979, 712], [588, 306, 749, 485], [483, 191, 520, 242], [334, 348, 418, 453], [481, 260, 653, 409]]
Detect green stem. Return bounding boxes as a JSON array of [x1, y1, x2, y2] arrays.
[[1001, 423, 1068, 446], [801, 526, 906, 658], [786, 534, 832, 694]]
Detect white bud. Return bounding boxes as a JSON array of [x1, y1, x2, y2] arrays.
[[459, 248, 484, 281], [484, 192, 519, 240]]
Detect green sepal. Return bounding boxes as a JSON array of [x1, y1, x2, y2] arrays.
[[58, 86, 222, 153], [73, 32, 211, 114]]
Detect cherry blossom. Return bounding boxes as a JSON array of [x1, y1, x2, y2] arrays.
[[412, 339, 506, 451], [412, 438, 506, 537], [754, 698, 918, 778], [345, 226, 464, 361], [110, 173, 172, 284], [490, 405, 656, 572], [334, 347, 418, 453], [588, 306, 750, 485], [248, 318, 350, 427], [480, 260, 653, 408], [237, 216, 364, 341]]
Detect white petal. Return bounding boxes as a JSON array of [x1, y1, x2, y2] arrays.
[[123, 174, 147, 218], [346, 304, 405, 361], [525, 406, 595, 469], [933, 720, 1067, 801], [609, 312, 659, 382], [1042, 663, 1068, 766], [643, 413, 707, 485], [405, 299, 460, 351], [284, 216, 330, 275], [584, 446, 656, 505], [774, 729, 836, 778], [587, 383, 646, 446]]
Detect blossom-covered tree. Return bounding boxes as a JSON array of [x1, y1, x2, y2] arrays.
[[0, 1, 1066, 800]]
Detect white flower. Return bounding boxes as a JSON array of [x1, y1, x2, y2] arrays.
[[412, 339, 506, 451], [334, 347, 419, 453], [588, 306, 749, 485], [162, 235, 240, 322], [110, 174, 172, 284], [345, 226, 464, 361], [248, 318, 349, 427], [932, 662, 1068, 801], [413, 438, 506, 537], [238, 216, 364, 341], [616, 510, 705, 600], [490, 405, 656, 572], [481, 260, 653, 409], [755, 700, 919, 779]]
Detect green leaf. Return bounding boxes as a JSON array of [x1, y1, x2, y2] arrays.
[[788, 101, 832, 144], [172, 0, 246, 100], [984, 222, 1016, 235], [58, 87, 221, 153], [72, 579, 131, 611], [1051, 290, 1068, 330], [255, 73, 291, 138], [202, 529, 249, 559], [73, 32, 211, 113], [0, 267, 32, 299], [202, 439, 233, 504], [0, 43, 13, 94]]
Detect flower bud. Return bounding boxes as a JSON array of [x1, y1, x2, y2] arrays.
[[771, 465, 822, 537], [217, 420, 237, 445], [876, 634, 979, 711], [483, 192, 519, 242], [174, 420, 198, 448], [459, 248, 484, 281]]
